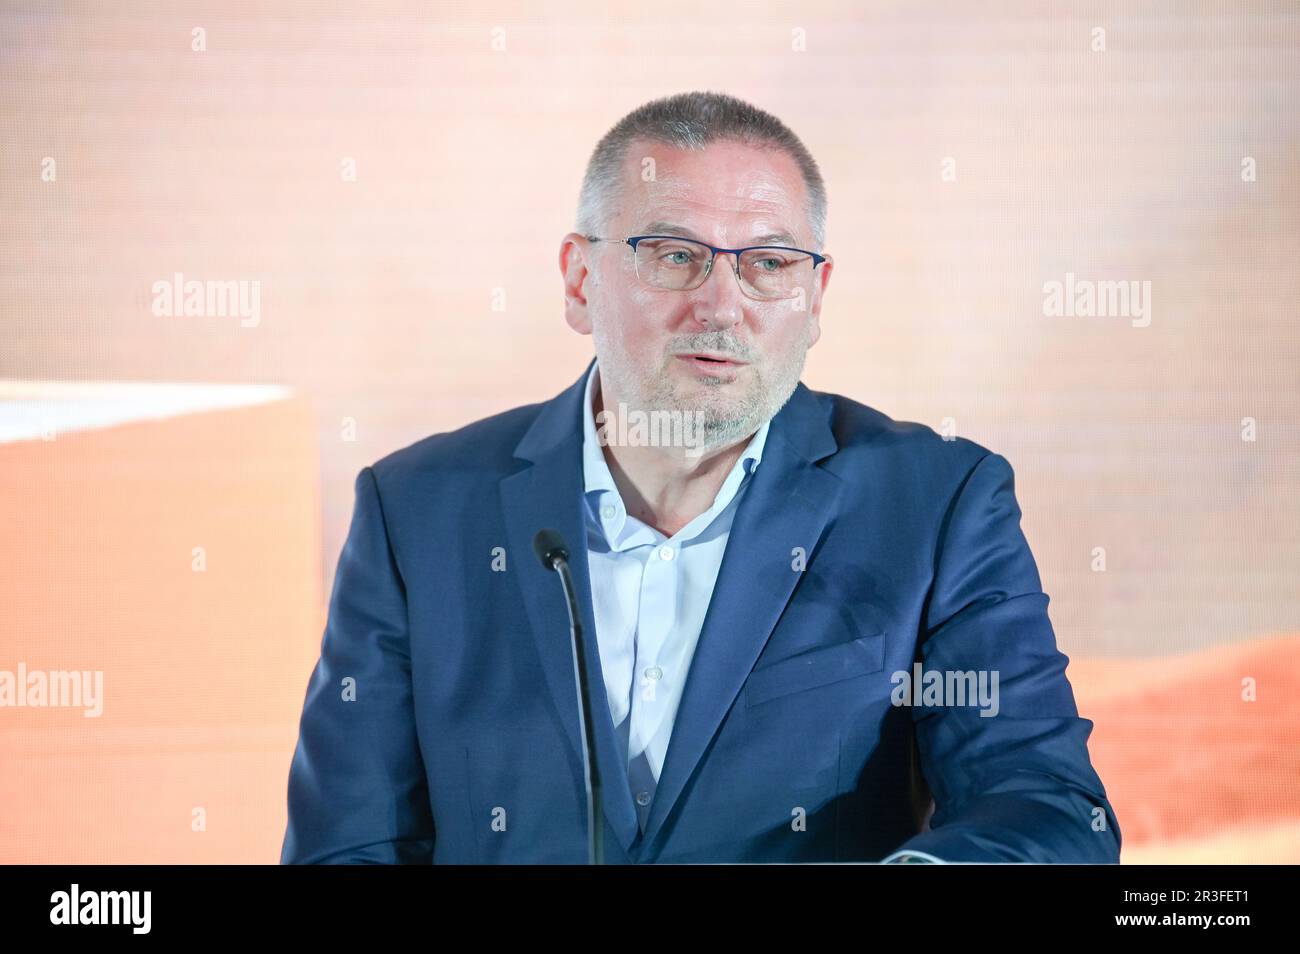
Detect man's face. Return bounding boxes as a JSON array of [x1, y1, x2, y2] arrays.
[[562, 138, 833, 452]]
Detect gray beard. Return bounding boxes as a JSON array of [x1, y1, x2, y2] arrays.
[[636, 344, 807, 456]]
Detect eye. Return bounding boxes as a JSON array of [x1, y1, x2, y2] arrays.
[[750, 252, 801, 272], [657, 245, 700, 266]]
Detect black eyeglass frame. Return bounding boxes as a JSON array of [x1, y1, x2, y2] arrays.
[[585, 234, 828, 299]]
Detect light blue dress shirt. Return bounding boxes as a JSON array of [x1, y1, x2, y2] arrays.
[[579, 360, 945, 863]]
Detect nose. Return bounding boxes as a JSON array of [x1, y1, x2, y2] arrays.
[[693, 252, 746, 330]]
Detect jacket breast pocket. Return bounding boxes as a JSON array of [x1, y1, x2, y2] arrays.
[[744, 632, 885, 708]]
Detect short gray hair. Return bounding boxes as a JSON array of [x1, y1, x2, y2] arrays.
[[575, 90, 828, 251]]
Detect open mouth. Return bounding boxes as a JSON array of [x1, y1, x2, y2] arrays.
[[677, 353, 747, 369]]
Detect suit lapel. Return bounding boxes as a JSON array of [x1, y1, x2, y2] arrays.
[[638, 381, 843, 855], [500, 359, 642, 858]]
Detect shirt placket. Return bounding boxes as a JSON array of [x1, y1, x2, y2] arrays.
[[625, 538, 679, 830]]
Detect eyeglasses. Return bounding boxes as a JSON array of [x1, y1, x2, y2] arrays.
[[586, 234, 827, 302]]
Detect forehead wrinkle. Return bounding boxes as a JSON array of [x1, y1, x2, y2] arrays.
[[623, 169, 806, 246], [632, 194, 805, 249], [640, 176, 795, 216], [636, 219, 800, 248]]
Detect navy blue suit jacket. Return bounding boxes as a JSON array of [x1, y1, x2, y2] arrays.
[[281, 359, 1122, 864]]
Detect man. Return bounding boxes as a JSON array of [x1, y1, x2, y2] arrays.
[[281, 91, 1121, 864]]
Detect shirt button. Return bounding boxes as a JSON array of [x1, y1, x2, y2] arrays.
[[658, 545, 675, 561], [644, 666, 663, 681], [635, 791, 652, 806], [601, 504, 617, 520]]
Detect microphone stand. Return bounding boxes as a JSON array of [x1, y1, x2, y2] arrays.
[[533, 529, 605, 865]]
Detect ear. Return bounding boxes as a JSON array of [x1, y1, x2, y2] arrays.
[[560, 232, 596, 335], [804, 252, 833, 348]]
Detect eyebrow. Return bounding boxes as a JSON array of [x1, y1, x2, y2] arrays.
[[639, 221, 801, 248]]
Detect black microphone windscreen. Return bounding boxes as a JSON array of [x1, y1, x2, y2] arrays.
[[532, 528, 569, 570]]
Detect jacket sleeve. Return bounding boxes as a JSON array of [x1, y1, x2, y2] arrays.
[[886, 451, 1122, 863], [281, 465, 436, 863]]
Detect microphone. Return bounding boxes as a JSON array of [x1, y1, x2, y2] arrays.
[[532, 528, 605, 865]]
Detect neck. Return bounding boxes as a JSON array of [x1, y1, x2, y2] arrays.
[[593, 374, 754, 538]]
